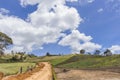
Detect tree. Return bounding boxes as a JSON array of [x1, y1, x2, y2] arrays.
[[80, 49, 85, 54], [0, 32, 13, 55], [94, 50, 100, 55], [87, 52, 91, 55], [28, 53, 37, 58], [104, 49, 112, 56], [46, 52, 50, 56]]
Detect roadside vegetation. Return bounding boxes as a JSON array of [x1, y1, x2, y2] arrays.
[[0, 63, 35, 76]]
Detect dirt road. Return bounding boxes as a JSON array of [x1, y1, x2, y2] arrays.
[[55, 68, 120, 80], [2, 62, 53, 80], [24, 62, 52, 80]]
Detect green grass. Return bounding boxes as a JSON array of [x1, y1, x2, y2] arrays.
[[52, 65, 57, 80], [0, 62, 35, 76], [25, 54, 74, 66], [0, 54, 73, 76], [49, 55, 74, 66], [57, 54, 120, 69], [25, 54, 120, 69]]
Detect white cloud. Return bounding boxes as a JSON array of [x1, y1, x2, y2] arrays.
[[0, 0, 101, 53], [0, 0, 82, 52], [109, 45, 120, 54], [67, 0, 95, 3], [20, 0, 66, 7], [87, 0, 95, 3], [66, 0, 78, 2], [105, 0, 120, 14], [65, 0, 95, 6], [59, 30, 102, 53], [97, 8, 103, 13], [78, 0, 95, 5], [0, 8, 9, 14]]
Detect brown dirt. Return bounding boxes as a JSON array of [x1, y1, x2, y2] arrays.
[[0, 72, 4, 80], [24, 62, 53, 80], [55, 68, 120, 80], [1, 62, 53, 80]]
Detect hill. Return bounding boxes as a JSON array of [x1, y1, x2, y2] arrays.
[[56, 54, 120, 69], [25, 54, 74, 66], [25, 54, 120, 69]]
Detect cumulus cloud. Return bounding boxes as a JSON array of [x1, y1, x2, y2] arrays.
[[0, 8, 9, 14], [0, 0, 82, 52], [59, 30, 102, 53], [109, 45, 120, 54], [0, 0, 101, 53]]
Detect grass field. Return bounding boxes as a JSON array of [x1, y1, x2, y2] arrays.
[[0, 63, 35, 76], [56, 54, 120, 69]]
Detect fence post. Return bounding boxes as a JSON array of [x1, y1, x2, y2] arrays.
[[26, 66, 30, 72], [19, 66, 23, 74]]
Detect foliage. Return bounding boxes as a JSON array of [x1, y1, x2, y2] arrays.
[[52, 65, 57, 80], [0, 32, 13, 45], [94, 50, 100, 55], [0, 32, 13, 55], [46, 52, 51, 56], [104, 49, 112, 56], [80, 49, 85, 54]]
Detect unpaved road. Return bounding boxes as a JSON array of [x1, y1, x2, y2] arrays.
[[2, 62, 53, 80], [55, 68, 120, 80], [24, 62, 52, 80]]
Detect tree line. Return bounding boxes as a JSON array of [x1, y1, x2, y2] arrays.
[[80, 49, 112, 56]]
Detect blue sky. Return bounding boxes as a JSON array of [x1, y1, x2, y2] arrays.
[[0, 0, 120, 55]]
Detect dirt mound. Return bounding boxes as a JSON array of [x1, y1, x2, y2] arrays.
[[55, 68, 120, 80]]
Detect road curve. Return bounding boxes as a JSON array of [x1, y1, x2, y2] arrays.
[[24, 62, 53, 80]]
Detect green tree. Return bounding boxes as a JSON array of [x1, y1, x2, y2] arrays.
[[0, 32, 13, 55], [46, 52, 50, 56], [80, 49, 85, 54], [87, 52, 91, 55], [104, 49, 112, 56], [94, 50, 101, 55]]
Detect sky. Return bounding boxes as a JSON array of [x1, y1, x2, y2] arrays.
[[0, 0, 120, 55]]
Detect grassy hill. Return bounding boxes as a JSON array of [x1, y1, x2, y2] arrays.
[[56, 54, 120, 69], [25, 54, 120, 69], [25, 54, 74, 66]]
